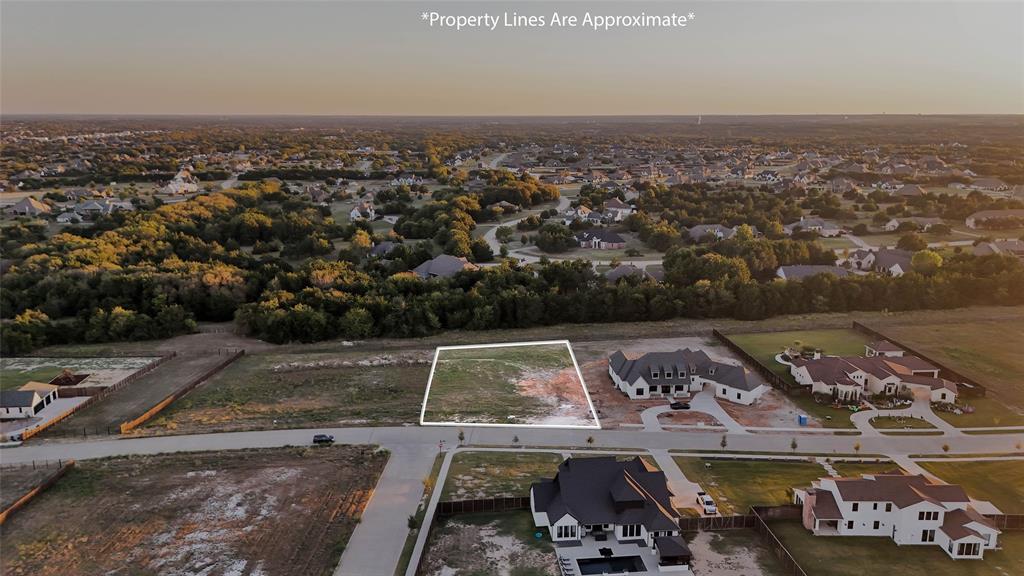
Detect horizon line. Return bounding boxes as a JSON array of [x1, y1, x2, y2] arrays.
[[3, 112, 1023, 119]]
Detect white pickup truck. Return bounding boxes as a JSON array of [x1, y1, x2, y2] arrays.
[[696, 491, 718, 515]]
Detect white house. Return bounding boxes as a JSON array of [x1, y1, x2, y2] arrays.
[[532, 457, 694, 573], [795, 473, 1000, 560], [609, 349, 766, 405], [784, 216, 842, 237], [603, 198, 634, 222], [161, 167, 200, 195], [349, 201, 376, 221], [0, 381, 59, 419], [789, 349, 956, 403]]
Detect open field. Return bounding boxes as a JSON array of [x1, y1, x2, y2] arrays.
[[419, 510, 556, 576], [147, 350, 432, 434], [0, 356, 158, 391], [0, 465, 62, 511], [0, 446, 387, 576], [422, 342, 598, 427], [769, 521, 1024, 576], [685, 529, 787, 576], [41, 353, 234, 436], [871, 319, 1024, 426], [919, 460, 1024, 514], [674, 458, 827, 515], [441, 451, 562, 500]]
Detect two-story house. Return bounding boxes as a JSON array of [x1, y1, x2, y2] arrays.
[[795, 473, 1000, 560], [531, 457, 693, 573], [609, 349, 766, 405]]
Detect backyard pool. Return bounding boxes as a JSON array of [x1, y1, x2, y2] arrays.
[[577, 555, 646, 574]]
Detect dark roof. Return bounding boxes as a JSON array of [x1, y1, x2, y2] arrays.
[[872, 249, 913, 272], [370, 241, 398, 257], [610, 349, 761, 392], [654, 535, 692, 559], [531, 457, 679, 533], [412, 255, 478, 278], [811, 489, 843, 520], [833, 474, 969, 507], [778, 265, 850, 280], [867, 340, 902, 353], [606, 264, 654, 283], [941, 508, 997, 541], [576, 229, 625, 244], [1, 390, 40, 408]]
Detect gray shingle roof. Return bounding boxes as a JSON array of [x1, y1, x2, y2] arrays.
[[532, 457, 679, 532], [610, 349, 760, 392]]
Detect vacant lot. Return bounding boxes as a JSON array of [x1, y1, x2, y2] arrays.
[[441, 451, 563, 500], [674, 458, 827, 515], [41, 353, 235, 436], [920, 460, 1024, 514], [1, 446, 386, 576], [0, 465, 64, 511], [148, 351, 431, 433], [686, 529, 787, 576], [873, 320, 1024, 425], [770, 521, 1023, 576], [422, 343, 598, 427], [419, 511, 556, 576]]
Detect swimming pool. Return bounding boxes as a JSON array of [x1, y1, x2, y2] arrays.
[[576, 555, 646, 575]]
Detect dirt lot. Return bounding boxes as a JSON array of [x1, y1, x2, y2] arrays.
[[422, 343, 597, 427], [579, 358, 664, 426], [420, 511, 556, 576], [720, 388, 823, 428], [685, 530, 787, 576], [0, 465, 64, 511], [0, 446, 386, 576]]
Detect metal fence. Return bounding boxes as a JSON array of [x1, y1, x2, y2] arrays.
[[437, 496, 531, 517]]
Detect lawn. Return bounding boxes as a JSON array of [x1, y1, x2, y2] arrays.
[[769, 521, 1024, 576], [674, 458, 827, 515], [0, 365, 64, 390], [441, 451, 563, 500], [726, 329, 875, 429], [829, 460, 904, 477], [870, 416, 935, 429], [870, 320, 1024, 425], [422, 342, 598, 427], [919, 460, 1024, 514], [148, 351, 430, 433]]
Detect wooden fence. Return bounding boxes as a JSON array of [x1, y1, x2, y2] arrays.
[[711, 329, 793, 391], [119, 349, 244, 433], [850, 321, 987, 397], [16, 353, 175, 441], [750, 506, 809, 576], [985, 514, 1024, 531], [0, 460, 75, 525], [437, 496, 531, 517]]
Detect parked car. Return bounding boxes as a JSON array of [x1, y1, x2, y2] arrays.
[[669, 401, 691, 410], [312, 434, 335, 445], [696, 491, 717, 515]]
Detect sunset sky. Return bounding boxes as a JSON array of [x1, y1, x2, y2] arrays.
[[2, 0, 1022, 115]]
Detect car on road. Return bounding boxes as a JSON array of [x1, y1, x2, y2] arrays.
[[312, 434, 335, 445], [669, 401, 691, 410], [696, 491, 717, 515]]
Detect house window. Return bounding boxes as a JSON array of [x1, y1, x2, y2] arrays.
[[885, 503, 892, 512], [846, 521, 854, 530], [957, 542, 980, 556], [873, 503, 878, 511], [621, 524, 642, 539], [665, 371, 673, 379], [921, 530, 935, 543], [919, 511, 939, 521], [556, 525, 577, 539], [873, 521, 880, 530], [651, 371, 660, 379], [852, 503, 859, 512]]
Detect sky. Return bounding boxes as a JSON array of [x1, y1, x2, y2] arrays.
[[1, 0, 1022, 115]]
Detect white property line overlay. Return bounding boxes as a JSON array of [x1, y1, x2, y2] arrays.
[[419, 339, 602, 430]]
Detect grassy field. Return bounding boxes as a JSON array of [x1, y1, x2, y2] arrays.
[[1, 447, 386, 576], [0, 356, 158, 391], [147, 352, 430, 433], [871, 319, 1024, 426], [422, 343, 597, 427], [441, 451, 562, 500], [674, 458, 827, 515], [919, 460, 1024, 514], [770, 521, 1023, 576], [829, 460, 904, 477]]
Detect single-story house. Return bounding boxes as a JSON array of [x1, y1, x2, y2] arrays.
[[576, 229, 626, 250], [790, 352, 956, 403], [412, 254, 479, 279], [784, 217, 842, 237], [5, 197, 52, 217]]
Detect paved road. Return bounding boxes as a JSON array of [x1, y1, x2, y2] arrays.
[[337, 444, 437, 576]]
